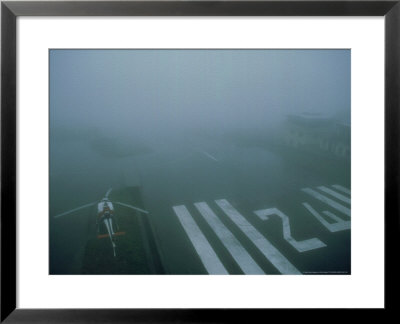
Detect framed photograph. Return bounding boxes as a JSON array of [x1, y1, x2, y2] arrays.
[[1, 0, 398, 321]]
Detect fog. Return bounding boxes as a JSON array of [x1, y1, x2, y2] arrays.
[[49, 49, 351, 274], [50, 49, 350, 142]]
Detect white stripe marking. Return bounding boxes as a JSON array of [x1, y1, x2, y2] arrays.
[[303, 203, 350, 232], [302, 188, 351, 217], [201, 151, 219, 162], [173, 205, 228, 274], [323, 211, 351, 231], [332, 184, 351, 196], [215, 200, 301, 274], [254, 207, 326, 253], [194, 202, 265, 274], [318, 186, 351, 204], [322, 210, 345, 223]]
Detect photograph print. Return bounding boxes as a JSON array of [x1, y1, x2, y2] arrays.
[[50, 49, 350, 275]]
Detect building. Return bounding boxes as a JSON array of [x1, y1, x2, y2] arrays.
[[283, 112, 350, 160]]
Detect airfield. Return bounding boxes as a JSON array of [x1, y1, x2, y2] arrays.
[[50, 128, 350, 275]]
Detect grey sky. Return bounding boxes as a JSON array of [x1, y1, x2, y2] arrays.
[[50, 49, 350, 138]]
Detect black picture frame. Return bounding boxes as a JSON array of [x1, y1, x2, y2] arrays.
[[1, 0, 399, 322]]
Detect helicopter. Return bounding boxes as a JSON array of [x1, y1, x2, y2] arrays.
[[53, 188, 149, 257]]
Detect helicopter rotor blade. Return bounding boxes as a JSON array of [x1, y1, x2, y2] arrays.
[[105, 188, 113, 198], [114, 202, 149, 214], [53, 202, 96, 219]]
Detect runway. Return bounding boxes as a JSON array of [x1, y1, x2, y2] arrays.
[[50, 135, 351, 274]]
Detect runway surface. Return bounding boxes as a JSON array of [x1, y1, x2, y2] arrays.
[[50, 135, 350, 274]]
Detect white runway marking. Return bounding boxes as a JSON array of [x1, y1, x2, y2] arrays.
[[332, 184, 351, 196], [115, 202, 149, 214], [302, 203, 350, 232], [254, 207, 326, 253], [200, 151, 219, 162], [322, 210, 346, 223], [302, 188, 351, 217], [322, 211, 351, 231], [318, 186, 351, 205], [194, 202, 265, 274], [173, 205, 228, 274], [215, 199, 301, 274], [54, 202, 96, 218]]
